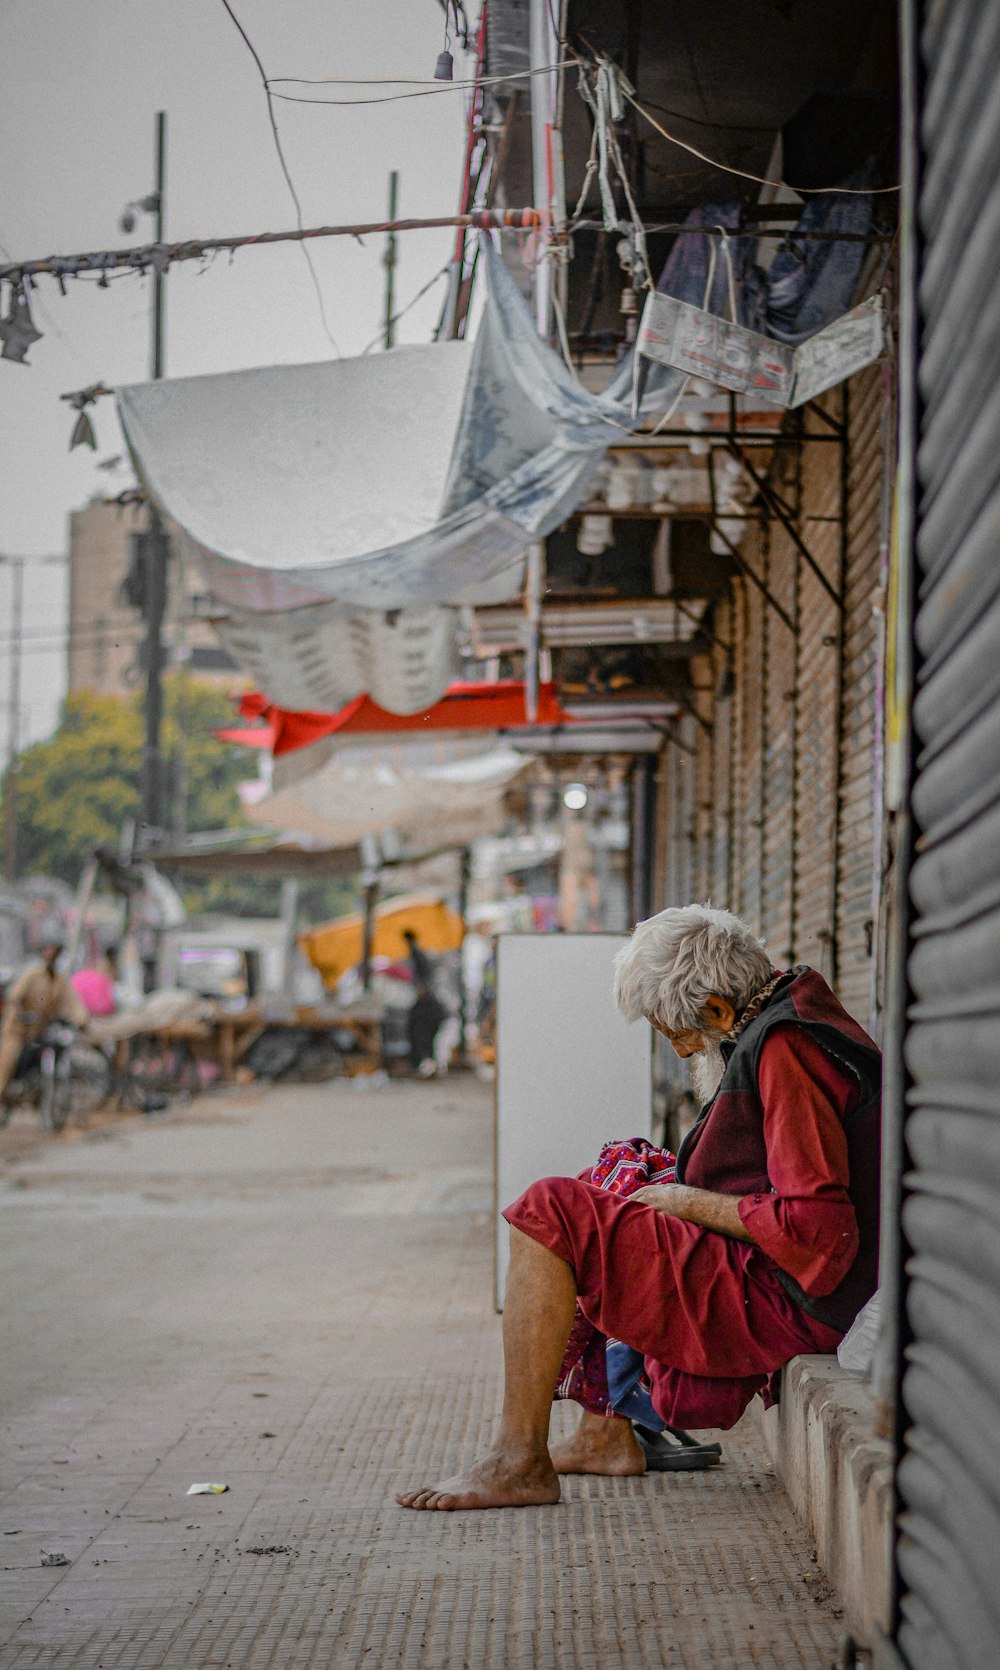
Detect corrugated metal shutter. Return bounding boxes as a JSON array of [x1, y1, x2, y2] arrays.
[[837, 364, 886, 1023], [761, 515, 797, 961], [733, 571, 766, 932], [893, 1, 1000, 1664], [794, 400, 844, 986], [656, 379, 886, 1006]]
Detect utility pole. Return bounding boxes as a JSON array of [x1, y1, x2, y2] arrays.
[[2, 557, 24, 883], [383, 170, 399, 349], [152, 111, 166, 384], [0, 553, 65, 883], [140, 111, 169, 837]]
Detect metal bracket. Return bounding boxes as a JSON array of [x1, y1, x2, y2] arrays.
[[707, 453, 796, 632], [728, 440, 843, 609]]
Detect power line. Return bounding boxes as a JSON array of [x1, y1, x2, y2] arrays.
[[0, 614, 230, 653], [218, 0, 341, 355], [267, 60, 579, 106], [624, 86, 900, 197], [269, 61, 574, 86], [360, 263, 450, 355]]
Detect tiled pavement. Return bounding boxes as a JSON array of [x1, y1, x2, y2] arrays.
[[0, 1078, 845, 1668]]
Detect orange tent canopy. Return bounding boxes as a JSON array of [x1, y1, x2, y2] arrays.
[[300, 894, 464, 989]]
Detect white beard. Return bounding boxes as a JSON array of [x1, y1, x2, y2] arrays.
[[693, 1036, 726, 1105]]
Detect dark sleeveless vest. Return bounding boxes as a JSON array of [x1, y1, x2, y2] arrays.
[[674, 966, 882, 1334]]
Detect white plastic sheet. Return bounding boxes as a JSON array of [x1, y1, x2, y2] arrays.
[[245, 737, 529, 847]]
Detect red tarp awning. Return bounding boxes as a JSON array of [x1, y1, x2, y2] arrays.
[[230, 681, 574, 757], [215, 723, 277, 749]]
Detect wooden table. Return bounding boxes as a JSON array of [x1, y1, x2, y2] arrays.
[[214, 1003, 383, 1083]]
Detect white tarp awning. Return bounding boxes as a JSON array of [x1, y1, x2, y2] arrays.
[[117, 242, 656, 715], [243, 736, 529, 847]]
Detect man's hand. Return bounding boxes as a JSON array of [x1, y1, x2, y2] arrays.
[[629, 1182, 754, 1243]]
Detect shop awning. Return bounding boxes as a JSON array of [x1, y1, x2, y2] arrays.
[[244, 737, 530, 848], [230, 680, 574, 757], [300, 893, 465, 989], [136, 829, 363, 880]]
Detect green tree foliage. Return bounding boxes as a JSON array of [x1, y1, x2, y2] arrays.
[[5, 679, 291, 916], [4, 677, 359, 921], [12, 689, 147, 883]]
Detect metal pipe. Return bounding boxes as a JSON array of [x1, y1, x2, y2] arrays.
[[141, 113, 169, 840], [0, 209, 546, 284], [524, 543, 545, 722], [152, 112, 166, 380], [383, 171, 399, 349], [529, 0, 557, 336]]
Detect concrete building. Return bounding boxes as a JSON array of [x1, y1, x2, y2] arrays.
[[67, 496, 240, 699]]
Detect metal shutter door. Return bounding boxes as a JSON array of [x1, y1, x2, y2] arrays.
[[896, 1, 1000, 1664], [837, 366, 886, 1024]]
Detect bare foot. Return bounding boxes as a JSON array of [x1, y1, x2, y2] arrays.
[[548, 1412, 646, 1476], [396, 1449, 560, 1511]]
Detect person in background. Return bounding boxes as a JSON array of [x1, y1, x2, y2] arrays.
[[0, 937, 90, 1103], [408, 980, 447, 1078], [402, 928, 434, 987], [70, 944, 119, 1019]]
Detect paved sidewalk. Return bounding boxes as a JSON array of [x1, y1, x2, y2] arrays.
[[0, 1077, 845, 1668]]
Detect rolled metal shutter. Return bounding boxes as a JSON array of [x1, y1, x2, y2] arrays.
[[894, 2, 1000, 1664], [837, 366, 886, 1024]]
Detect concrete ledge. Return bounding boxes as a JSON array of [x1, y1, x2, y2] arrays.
[[748, 1354, 893, 1645]]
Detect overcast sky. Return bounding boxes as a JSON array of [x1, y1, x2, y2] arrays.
[[0, 0, 475, 751]]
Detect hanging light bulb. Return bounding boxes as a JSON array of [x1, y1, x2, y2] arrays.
[[0, 282, 43, 365], [435, 0, 455, 78]]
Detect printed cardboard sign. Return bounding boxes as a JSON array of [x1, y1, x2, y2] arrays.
[[637, 290, 884, 410], [636, 293, 793, 402], [787, 294, 884, 408]]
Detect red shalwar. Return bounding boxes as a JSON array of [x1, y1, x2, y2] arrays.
[[502, 1024, 858, 1430]]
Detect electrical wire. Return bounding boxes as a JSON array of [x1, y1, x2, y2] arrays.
[[635, 95, 777, 135], [269, 61, 576, 87], [359, 264, 450, 354], [267, 61, 579, 107], [218, 0, 341, 354], [623, 86, 901, 196], [0, 618, 235, 659]]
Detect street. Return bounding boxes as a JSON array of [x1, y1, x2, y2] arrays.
[[1, 1077, 845, 1668]]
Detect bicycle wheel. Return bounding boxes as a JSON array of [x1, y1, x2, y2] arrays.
[[124, 1036, 195, 1106], [67, 1046, 112, 1117], [39, 1057, 72, 1133]]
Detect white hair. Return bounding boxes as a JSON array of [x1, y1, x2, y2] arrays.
[[613, 903, 774, 1033]]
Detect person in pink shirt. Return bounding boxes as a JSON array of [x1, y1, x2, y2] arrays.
[[71, 948, 118, 1018]]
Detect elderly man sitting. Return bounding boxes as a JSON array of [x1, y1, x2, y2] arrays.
[[397, 903, 881, 1511]]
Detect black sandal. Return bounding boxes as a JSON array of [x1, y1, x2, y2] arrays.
[[633, 1422, 723, 1472]]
